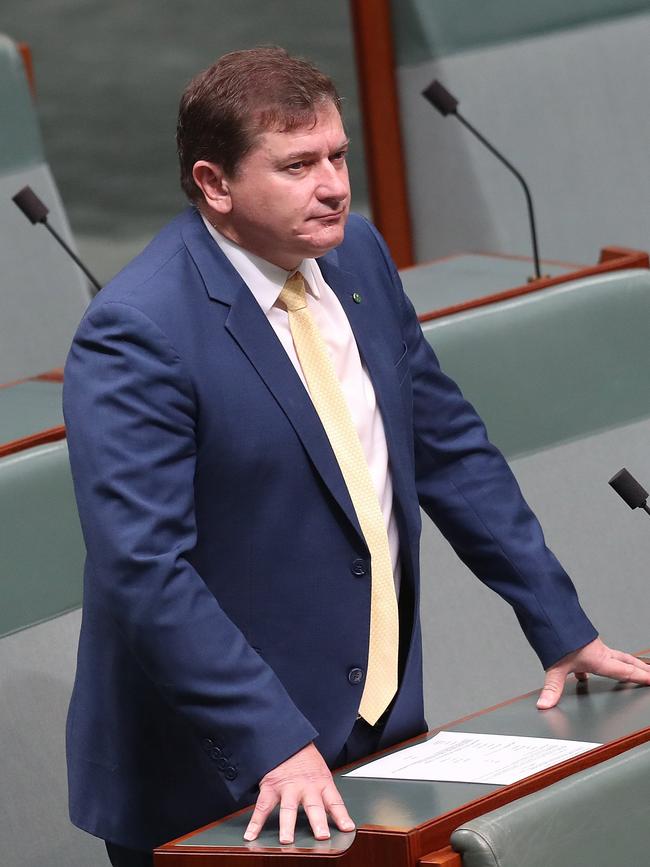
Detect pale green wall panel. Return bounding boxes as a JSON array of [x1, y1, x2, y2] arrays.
[[391, 0, 650, 66]]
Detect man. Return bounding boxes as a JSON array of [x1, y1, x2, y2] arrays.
[[63, 47, 650, 867]]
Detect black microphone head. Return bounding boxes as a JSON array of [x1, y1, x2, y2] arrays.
[[608, 468, 648, 509], [12, 185, 49, 224], [422, 80, 459, 116]]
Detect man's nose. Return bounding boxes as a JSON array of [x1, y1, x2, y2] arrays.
[[315, 161, 349, 203]]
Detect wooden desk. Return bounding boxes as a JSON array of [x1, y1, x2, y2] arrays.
[[156, 668, 650, 865]]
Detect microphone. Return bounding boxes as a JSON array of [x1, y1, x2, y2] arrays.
[[608, 468, 650, 517], [12, 185, 101, 294], [422, 80, 542, 281]]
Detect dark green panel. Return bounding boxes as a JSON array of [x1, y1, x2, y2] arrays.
[[0, 34, 44, 173], [0, 442, 85, 637], [391, 0, 650, 66]]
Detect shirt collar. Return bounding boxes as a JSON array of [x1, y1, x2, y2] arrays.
[[201, 216, 320, 314]]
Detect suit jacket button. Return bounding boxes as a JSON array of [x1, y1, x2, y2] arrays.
[[224, 766, 238, 781], [202, 738, 214, 753], [351, 558, 367, 576], [348, 667, 364, 685], [209, 746, 223, 761]]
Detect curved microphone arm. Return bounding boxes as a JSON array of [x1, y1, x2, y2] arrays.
[[422, 79, 542, 280]]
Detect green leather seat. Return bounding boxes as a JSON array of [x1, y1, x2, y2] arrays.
[[451, 740, 650, 867], [0, 440, 85, 637], [422, 268, 650, 458], [0, 378, 64, 446], [0, 34, 43, 175]]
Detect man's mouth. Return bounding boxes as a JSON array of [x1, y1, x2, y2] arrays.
[[312, 210, 345, 222]]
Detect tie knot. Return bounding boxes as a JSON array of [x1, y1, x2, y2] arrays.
[[280, 272, 308, 311]]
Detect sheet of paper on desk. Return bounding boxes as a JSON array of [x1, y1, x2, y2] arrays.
[[344, 731, 602, 785]]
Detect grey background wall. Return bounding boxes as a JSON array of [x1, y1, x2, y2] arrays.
[[4, 2, 649, 285], [1, 0, 369, 285], [391, 1, 650, 264]]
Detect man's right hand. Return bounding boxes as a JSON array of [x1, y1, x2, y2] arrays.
[[243, 743, 355, 845]]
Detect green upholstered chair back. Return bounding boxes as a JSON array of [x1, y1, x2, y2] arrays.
[[0, 377, 65, 449], [0, 33, 90, 382], [0, 440, 85, 637], [451, 741, 650, 867], [0, 35, 43, 174], [0, 429, 101, 864], [422, 268, 650, 459], [0, 377, 81, 638]]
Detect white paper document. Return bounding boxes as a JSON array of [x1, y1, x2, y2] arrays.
[[344, 731, 601, 785]]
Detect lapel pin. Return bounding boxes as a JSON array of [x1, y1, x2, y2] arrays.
[[352, 292, 362, 304]]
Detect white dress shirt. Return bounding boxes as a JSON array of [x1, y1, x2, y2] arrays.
[[203, 217, 401, 593]]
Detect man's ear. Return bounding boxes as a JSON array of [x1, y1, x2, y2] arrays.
[[192, 161, 232, 214]]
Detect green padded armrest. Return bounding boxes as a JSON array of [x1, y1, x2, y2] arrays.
[[400, 254, 572, 318], [0, 33, 44, 174], [0, 441, 85, 636], [451, 740, 650, 867], [0, 380, 64, 446], [422, 269, 650, 458]]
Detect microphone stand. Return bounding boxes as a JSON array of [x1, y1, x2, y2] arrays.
[[422, 80, 542, 281], [12, 185, 102, 294], [454, 113, 541, 281]]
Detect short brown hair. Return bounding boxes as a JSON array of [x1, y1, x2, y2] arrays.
[[177, 46, 342, 201]]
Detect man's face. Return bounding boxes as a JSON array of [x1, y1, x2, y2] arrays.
[[203, 101, 351, 269]]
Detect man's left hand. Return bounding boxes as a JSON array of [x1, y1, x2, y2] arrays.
[[537, 637, 650, 709]]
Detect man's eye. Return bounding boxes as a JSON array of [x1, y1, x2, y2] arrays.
[[286, 162, 305, 172], [332, 151, 348, 162]]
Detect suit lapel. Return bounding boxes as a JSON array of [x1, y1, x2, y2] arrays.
[[181, 210, 364, 543], [182, 208, 413, 546], [226, 292, 368, 540], [317, 256, 415, 515]]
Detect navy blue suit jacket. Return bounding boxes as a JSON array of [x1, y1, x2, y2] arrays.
[[63, 209, 596, 849]]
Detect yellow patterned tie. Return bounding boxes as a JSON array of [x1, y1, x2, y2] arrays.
[[279, 271, 398, 725]]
